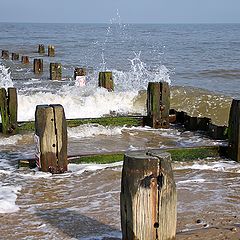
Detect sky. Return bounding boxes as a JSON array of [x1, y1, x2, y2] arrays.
[[0, 0, 240, 24]]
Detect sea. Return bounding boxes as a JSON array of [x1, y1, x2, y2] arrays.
[[0, 22, 240, 239]]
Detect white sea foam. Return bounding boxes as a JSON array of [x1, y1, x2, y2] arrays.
[[0, 184, 21, 213], [0, 64, 14, 88], [0, 135, 22, 146]]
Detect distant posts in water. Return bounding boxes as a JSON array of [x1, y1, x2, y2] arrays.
[[38, 44, 45, 54], [34, 59, 43, 74], [228, 99, 240, 162], [98, 71, 114, 91], [145, 82, 170, 129], [48, 45, 55, 57], [35, 104, 68, 173], [21, 56, 30, 64], [0, 88, 18, 135], [12, 53, 20, 61], [50, 63, 62, 80], [1, 50, 9, 60], [74, 67, 86, 86], [121, 150, 177, 240]]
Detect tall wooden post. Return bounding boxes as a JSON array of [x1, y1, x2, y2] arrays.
[[121, 150, 177, 240], [98, 72, 114, 91], [2, 50, 9, 60], [48, 45, 55, 57], [35, 104, 68, 173], [12, 53, 19, 61], [228, 99, 240, 162], [50, 63, 62, 80], [21, 56, 29, 64], [0, 88, 18, 135], [146, 82, 170, 128], [34, 59, 43, 74], [38, 44, 45, 54]]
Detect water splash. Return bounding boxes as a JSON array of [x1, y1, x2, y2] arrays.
[[0, 64, 14, 88]]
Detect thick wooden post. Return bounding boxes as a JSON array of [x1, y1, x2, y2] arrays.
[[12, 53, 19, 61], [35, 104, 68, 173], [228, 99, 240, 162], [0, 88, 18, 135], [121, 150, 177, 240], [146, 82, 170, 128], [21, 56, 29, 64], [38, 44, 45, 54], [48, 45, 55, 57], [2, 50, 9, 60], [50, 63, 62, 80], [33, 59, 43, 74], [98, 71, 114, 91]]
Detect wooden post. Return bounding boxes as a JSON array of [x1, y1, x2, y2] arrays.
[[33, 59, 43, 74], [228, 99, 240, 161], [146, 82, 170, 128], [74, 67, 86, 79], [12, 53, 19, 61], [50, 63, 62, 80], [38, 44, 45, 54], [21, 56, 29, 64], [35, 104, 68, 173], [0, 88, 18, 135], [2, 50, 9, 60], [121, 150, 177, 240], [98, 71, 114, 91], [48, 45, 55, 57]]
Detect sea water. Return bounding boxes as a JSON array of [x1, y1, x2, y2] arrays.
[[0, 22, 240, 239]]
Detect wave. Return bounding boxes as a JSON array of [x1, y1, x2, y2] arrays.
[[198, 68, 240, 79]]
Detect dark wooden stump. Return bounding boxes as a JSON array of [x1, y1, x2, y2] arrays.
[[21, 56, 29, 64], [12, 53, 19, 61], [0, 88, 18, 135], [74, 67, 86, 79], [48, 45, 55, 57], [34, 59, 43, 74], [2, 50, 9, 60], [146, 82, 170, 128], [50, 63, 62, 80], [228, 99, 240, 161], [38, 44, 45, 54], [35, 104, 68, 173], [121, 150, 177, 240], [98, 72, 114, 91]]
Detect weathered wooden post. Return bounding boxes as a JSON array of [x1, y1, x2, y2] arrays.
[[2, 50, 9, 60], [48, 45, 55, 57], [21, 56, 29, 64], [121, 150, 177, 240], [33, 59, 43, 74], [12, 53, 19, 61], [98, 71, 114, 91], [0, 88, 18, 135], [35, 104, 68, 173], [228, 99, 240, 162], [50, 63, 62, 80], [146, 82, 170, 128], [74, 67, 86, 86], [38, 44, 45, 54]]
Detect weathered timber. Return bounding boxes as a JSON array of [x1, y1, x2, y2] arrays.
[[12, 53, 19, 61], [48, 45, 55, 57], [74, 67, 86, 79], [18, 145, 227, 168], [50, 63, 62, 80], [184, 115, 211, 131], [121, 150, 177, 240], [2, 50, 9, 60], [38, 44, 45, 54], [208, 123, 227, 140], [98, 71, 114, 91], [228, 99, 240, 162], [33, 59, 43, 74], [0, 88, 18, 134], [21, 56, 29, 64], [35, 104, 68, 173], [145, 82, 170, 128]]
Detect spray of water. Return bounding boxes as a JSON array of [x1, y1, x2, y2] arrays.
[[0, 64, 14, 88]]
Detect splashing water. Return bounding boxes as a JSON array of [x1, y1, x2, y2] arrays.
[[0, 64, 14, 88]]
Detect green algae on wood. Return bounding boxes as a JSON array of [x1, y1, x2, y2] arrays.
[[98, 72, 114, 91]]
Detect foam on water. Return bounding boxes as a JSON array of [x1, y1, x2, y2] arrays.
[[0, 64, 14, 88], [0, 184, 21, 213]]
